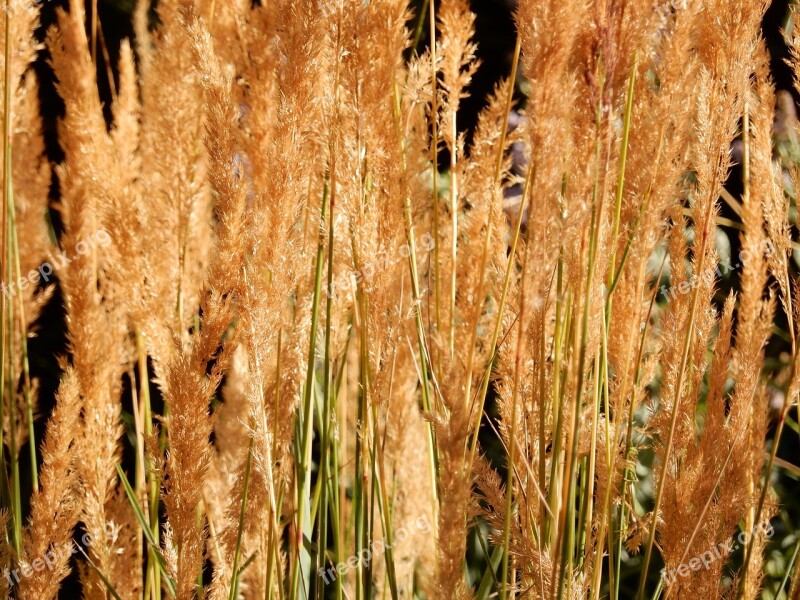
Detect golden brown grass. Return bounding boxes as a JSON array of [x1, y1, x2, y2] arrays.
[[0, 0, 799, 598]]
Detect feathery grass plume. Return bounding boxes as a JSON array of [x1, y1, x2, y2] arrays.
[[590, 7, 704, 591], [602, 2, 701, 513], [226, 0, 324, 508], [157, 8, 251, 597], [137, 0, 212, 372], [729, 47, 784, 600], [641, 1, 770, 595], [434, 0, 478, 360], [332, 0, 438, 595], [203, 345, 248, 597], [422, 6, 519, 596], [7, 0, 800, 597], [486, 0, 590, 595], [47, 0, 133, 594], [1, 0, 53, 490], [198, 0, 326, 595], [133, 0, 152, 78], [0, 0, 40, 85], [11, 71, 53, 323], [17, 367, 81, 600]]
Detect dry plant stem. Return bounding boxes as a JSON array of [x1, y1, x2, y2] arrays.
[[90, 0, 97, 64], [229, 437, 253, 600], [265, 331, 284, 600], [592, 311, 616, 600], [8, 187, 37, 490], [607, 55, 638, 293], [315, 189, 335, 600], [499, 220, 531, 600], [593, 58, 636, 597], [556, 92, 605, 600], [0, 88, 7, 551], [354, 290, 369, 600], [392, 79, 440, 518], [4, 214, 19, 552], [429, 0, 442, 344], [636, 170, 722, 600], [466, 73, 528, 471], [463, 34, 521, 439], [580, 346, 602, 570], [448, 105, 457, 360], [137, 331, 161, 600], [0, 0, 9, 551], [370, 405, 400, 600], [1, 3, 19, 551]]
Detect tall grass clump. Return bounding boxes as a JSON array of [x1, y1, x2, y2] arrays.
[[0, 0, 799, 598]]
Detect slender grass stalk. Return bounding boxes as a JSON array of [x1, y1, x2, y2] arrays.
[[448, 100, 457, 360], [1, 0, 13, 553], [546, 281, 569, 548], [5, 260, 19, 551], [136, 331, 161, 600], [317, 8, 343, 594], [291, 178, 330, 600], [778, 540, 800, 600], [587, 57, 636, 598], [115, 464, 177, 596], [608, 53, 638, 290], [554, 85, 606, 600], [353, 289, 369, 600], [463, 33, 521, 454], [228, 435, 254, 600], [391, 79, 440, 522], [499, 223, 531, 600], [578, 353, 602, 569], [326, 345, 345, 600], [429, 0, 442, 347], [412, 0, 429, 50], [740, 96, 756, 599], [91, 0, 98, 65], [7, 188, 36, 490], [265, 331, 284, 600]]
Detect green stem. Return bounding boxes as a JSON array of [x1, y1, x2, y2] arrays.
[[291, 178, 330, 600]]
